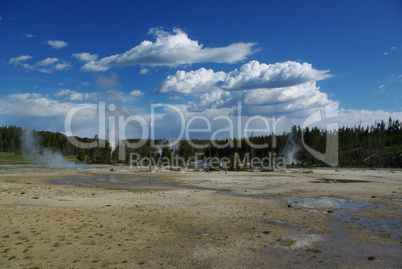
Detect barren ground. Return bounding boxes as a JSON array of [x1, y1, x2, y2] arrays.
[[0, 166, 401, 268]]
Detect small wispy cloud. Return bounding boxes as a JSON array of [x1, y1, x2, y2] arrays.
[[47, 40, 69, 49], [9, 55, 32, 65], [23, 34, 36, 38], [384, 46, 398, 55], [94, 72, 121, 89], [9, 55, 71, 73], [139, 68, 149, 75]]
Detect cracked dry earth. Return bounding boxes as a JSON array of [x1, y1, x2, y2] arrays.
[[0, 167, 401, 268]]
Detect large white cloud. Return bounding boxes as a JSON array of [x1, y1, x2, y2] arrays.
[[81, 28, 256, 71], [155, 60, 331, 94], [155, 60, 333, 116]]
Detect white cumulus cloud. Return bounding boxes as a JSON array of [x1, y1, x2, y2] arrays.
[[155, 60, 331, 95], [55, 62, 71, 70], [155, 60, 334, 117], [130, 90, 144, 96], [222, 61, 331, 90], [72, 52, 99, 62], [242, 82, 322, 106], [47, 39, 69, 49], [37, 57, 59, 66], [81, 28, 256, 71], [156, 68, 227, 94]]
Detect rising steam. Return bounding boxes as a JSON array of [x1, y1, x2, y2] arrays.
[[281, 133, 301, 165], [21, 128, 89, 168]]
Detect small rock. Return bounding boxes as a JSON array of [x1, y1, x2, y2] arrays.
[[327, 210, 334, 213], [287, 204, 292, 208], [105, 204, 112, 207], [371, 196, 376, 198], [262, 231, 270, 235], [367, 256, 376, 261], [32, 197, 39, 199], [20, 192, 25, 195]]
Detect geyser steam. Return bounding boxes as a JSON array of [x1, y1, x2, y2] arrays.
[[21, 129, 89, 168], [281, 133, 301, 165]]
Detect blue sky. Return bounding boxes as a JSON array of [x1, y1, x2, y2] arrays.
[[0, 0, 401, 141]]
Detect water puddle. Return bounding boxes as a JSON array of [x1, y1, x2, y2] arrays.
[[310, 179, 370, 183], [285, 196, 401, 241], [51, 174, 210, 191], [336, 210, 401, 241], [285, 196, 380, 210], [52, 178, 96, 187], [260, 218, 401, 267], [51, 174, 174, 190], [217, 191, 277, 199], [263, 219, 323, 250]]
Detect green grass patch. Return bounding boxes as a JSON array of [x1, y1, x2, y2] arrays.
[[0, 152, 80, 165], [0, 152, 27, 165]]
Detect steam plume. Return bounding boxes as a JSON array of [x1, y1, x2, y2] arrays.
[[281, 133, 301, 165], [21, 128, 89, 168]]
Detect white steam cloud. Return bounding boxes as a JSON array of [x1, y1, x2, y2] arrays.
[[281, 133, 301, 165], [21, 129, 89, 168]]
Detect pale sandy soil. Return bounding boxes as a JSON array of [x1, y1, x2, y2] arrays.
[[0, 166, 401, 268]]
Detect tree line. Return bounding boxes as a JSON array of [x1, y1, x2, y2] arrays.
[[0, 117, 400, 167]]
